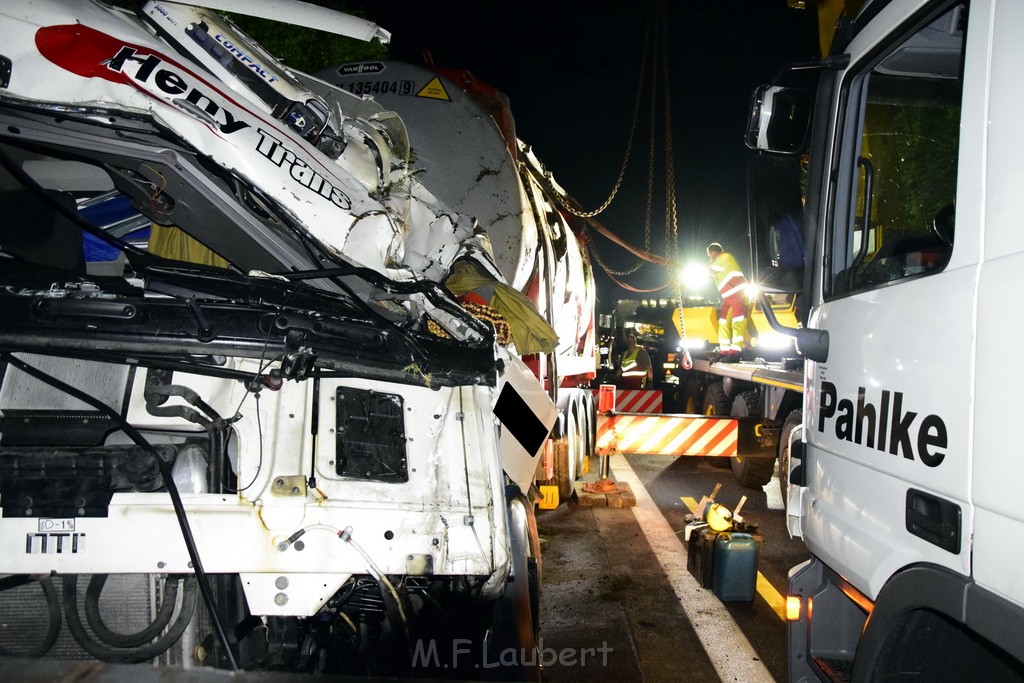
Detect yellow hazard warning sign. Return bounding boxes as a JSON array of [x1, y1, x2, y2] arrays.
[[415, 76, 450, 101], [538, 485, 559, 510]]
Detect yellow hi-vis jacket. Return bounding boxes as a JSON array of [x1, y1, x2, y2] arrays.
[[621, 347, 652, 379], [710, 251, 747, 299]]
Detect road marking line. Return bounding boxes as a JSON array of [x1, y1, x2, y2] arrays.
[[680, 496, 787, 621], [611, 456, 774, 683], [757, 573, 787, 621]]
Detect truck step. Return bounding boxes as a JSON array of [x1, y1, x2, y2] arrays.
[[812, 656, 854, 682]]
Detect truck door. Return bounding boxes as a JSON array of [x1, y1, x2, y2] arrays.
[[804, 0, 976, 598]]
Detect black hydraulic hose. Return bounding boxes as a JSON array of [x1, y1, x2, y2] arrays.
[[377, 577, 412, 666], [0, 577, 61, 658], [84, 574, 180, 648], [1, 353, 240, 671], [63, 574, 198, 664], [145, 383, 220, 425], [144, 383, 232, 493], [208, 420, 229, 494]]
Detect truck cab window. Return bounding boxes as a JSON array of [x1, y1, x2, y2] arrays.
[[830, 3, 966, 297]]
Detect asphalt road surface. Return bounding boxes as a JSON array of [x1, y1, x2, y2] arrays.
[[536, 454, 811, 683]]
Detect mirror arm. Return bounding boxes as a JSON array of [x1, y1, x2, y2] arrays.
[[768, 54, 847, 86], [770, 59, 825, 85], [756, 292, 829, 363]]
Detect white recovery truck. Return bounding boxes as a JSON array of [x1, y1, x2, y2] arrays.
[[596, 296, 806, 495], [0, 0, 597, 676], [743, 0, 1024, 679]]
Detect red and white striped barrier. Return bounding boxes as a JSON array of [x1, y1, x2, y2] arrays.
[[595, 413, 738, 457], [594, 388, 662, 414]]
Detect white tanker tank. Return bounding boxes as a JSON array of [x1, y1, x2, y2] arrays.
[[316, 61, 598, 498]]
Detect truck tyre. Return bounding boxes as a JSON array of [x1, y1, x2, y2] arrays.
[[778, 411, 802, 507], [683, 378, 703, 414], [486, 496, 540, 681], [585, 393, 596, 461], [729, 391, 776, 488], [703, 383, 732, 468], [702, 382, 730, 416], [572, 405, 588, 483]]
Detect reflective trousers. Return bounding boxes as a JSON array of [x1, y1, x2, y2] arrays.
[[717, 296, 748, 353]]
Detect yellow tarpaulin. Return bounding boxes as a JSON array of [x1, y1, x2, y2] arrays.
[[446, 261, 558, 355], [148, 224, 230, 269]]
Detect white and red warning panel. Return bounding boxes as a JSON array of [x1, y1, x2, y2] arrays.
[[594, 388, 663, 414], [595, 413, 738, 457]]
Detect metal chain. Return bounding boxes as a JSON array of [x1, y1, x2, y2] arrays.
[[560, 6, 653, 219], [601, 1, 658, 276], [644, 3, 658, 254], [601, 258, 647, 277], [657, 0, 689, 367], [589, 242, 670, 293], [661, 0, 678, 265]]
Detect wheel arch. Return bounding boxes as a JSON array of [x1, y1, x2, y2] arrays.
[[852, 563, 1024, 681]]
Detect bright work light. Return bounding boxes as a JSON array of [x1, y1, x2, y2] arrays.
[[680, 263, 709, 292]]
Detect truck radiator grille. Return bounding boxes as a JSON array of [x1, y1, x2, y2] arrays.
[[0, 574, 155, 660]]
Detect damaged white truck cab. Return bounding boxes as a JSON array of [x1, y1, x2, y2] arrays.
[[746, 0, 1024, 680], [0, 0, 554, 675]]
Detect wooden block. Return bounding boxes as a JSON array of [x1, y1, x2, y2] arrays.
[[607, 482, 636, 508], [618, 482, 637, 508], [574, 482, 608, 508]]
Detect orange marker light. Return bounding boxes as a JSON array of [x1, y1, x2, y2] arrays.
[[786, 595, 802, 621]]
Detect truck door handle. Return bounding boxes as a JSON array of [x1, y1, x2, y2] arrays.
[[905, 488, 961, 554], [789, 437, 806, 487]]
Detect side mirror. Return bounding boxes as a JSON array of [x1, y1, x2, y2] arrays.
[[757, 292, 828, 363], [745, 85, 811, 154], [747, 155, 804, 294]]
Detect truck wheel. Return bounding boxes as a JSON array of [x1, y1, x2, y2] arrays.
[[572, 405, 588, 482], [729, 391, 775, 488], [778, 411, 802, 507], [702, 382, 730, 416], [589, 389, 598, 458], [486, 496, 540, 680], [589, 395, 598, 471], [703, 383, 732, 468], [682, 378, 703, 414]]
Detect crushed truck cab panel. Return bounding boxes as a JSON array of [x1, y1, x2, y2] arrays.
[[0, 0, 562, 675]]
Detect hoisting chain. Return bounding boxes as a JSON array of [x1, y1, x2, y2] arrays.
[[587, 241, 669, 292], [561, 0, 683, 302], [657, 0, 691, 369], [585, 5, 659, 278], [559, 5, 653, 220]]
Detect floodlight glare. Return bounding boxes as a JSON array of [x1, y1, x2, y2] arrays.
[[680, 263, 709, 292]]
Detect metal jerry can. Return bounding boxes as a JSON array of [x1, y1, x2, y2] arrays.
[[711, 532, 761, 602], [687, 526, 719, 589]]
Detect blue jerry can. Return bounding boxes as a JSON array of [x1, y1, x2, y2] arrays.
[[711, 532, 761, 602]]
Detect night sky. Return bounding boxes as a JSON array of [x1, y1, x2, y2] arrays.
[[349, 1, 819, 309]]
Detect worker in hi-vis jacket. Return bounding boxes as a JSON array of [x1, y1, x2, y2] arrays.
[[617, 333, 653, 389], [707, 242, 748, 363]]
